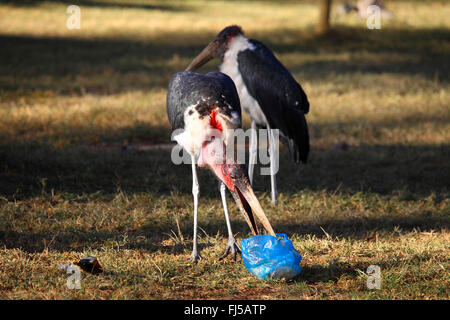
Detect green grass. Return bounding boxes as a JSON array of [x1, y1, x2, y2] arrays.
[[0, 0, 449, 299]]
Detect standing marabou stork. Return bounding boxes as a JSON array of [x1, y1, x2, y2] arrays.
[[166, 71, 275, 262], [186, 25, 310, 204]]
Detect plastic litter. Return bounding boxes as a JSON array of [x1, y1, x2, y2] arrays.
[[241, 233, 302, 280]]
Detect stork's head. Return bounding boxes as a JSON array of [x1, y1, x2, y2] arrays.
[[186, 25, 243, 71]]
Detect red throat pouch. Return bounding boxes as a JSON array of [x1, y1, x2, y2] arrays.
[[209, 109, 223, 132]]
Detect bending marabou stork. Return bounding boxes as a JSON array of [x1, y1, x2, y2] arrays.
[[166, 71, 275, 262], [186, 25, 310, 204]]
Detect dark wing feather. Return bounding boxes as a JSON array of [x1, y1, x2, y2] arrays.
[[166, 72, 191, 131], [237, 39, 309, 163]]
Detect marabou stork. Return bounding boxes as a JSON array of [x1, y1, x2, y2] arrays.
[[186, 25, 310, 204], [166, 71, 275, 262]]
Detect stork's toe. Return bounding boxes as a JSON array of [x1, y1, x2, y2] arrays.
[[187, 250, 202, 263], [219, 237, 241, 261]]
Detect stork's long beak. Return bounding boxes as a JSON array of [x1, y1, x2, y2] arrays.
[[185, 40, 220, 71], [226, 168, 276, 237], [200, 138, 275, 236]]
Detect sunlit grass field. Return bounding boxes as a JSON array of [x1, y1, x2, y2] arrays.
[[0, 0, 449, 299]]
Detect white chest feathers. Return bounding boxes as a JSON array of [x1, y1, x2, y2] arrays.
[[173, 104, 210, 158], [173, 103, 241, 159], [220, 35, 268, 126]]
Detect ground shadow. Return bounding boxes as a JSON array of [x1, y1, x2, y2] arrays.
[[1, 26, 448, 98], [297, 256, 416, 284], [1, 117, 448, 253], [0, 34, 198, 96], [0, 138, 448, 199], [1, 208, 447, 254], [255, 26, 449, 82], [0, 0, 188, 11]]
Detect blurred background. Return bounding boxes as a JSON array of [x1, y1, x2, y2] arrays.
[[0, 0, 448, 299]]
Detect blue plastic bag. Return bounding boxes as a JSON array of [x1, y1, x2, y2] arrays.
[[241, 233, 302, 280]]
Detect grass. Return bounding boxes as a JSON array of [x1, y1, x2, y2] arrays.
[[0, 0, 449, 299]]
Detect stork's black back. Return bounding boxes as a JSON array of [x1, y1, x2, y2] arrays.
[[237, 39, 310, 163], [166, 71, 241, 131]]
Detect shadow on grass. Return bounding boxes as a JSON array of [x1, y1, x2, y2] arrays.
[[296, 247, 447, 285], [0, 115, 448, 253], [1, 209, 447, 254], [0, 138, 448, 199], [298, 257, 402, 284], [256, 26, 449, 82], [0, 34, 196, 96], [1, 26, 448, 98], [299, 261, 367, 284], [0, 229, 209, 255], [0, 0, 188, 11], [2, 139, 448, 254]]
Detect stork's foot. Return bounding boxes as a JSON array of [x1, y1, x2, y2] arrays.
[[187, 250, 202, 263], [219, 237, 241, 261]]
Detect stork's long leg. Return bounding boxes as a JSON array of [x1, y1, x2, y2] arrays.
[[218, 182, 241, 261], [189, 154, 202, 262], [248, 120, 258, 186], [268, 128, 278, 204]]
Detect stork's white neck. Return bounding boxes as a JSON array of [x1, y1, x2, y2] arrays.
[[223, 35, 254, 63], [220, 35, 268, 126]]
